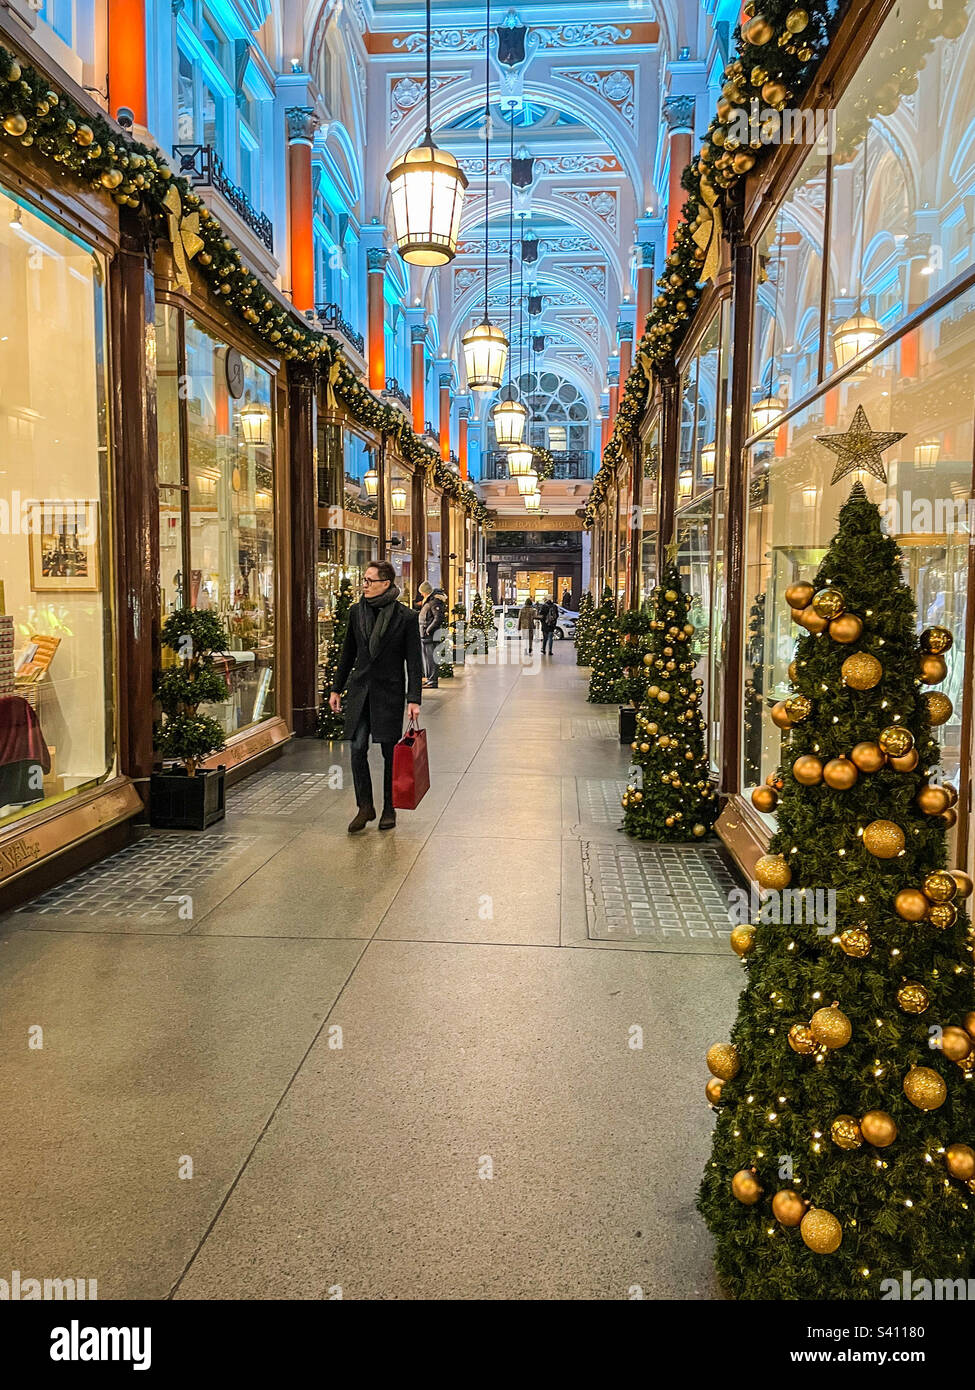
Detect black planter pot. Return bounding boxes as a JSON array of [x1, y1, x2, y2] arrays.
[[150, 766, 226, 830], [619, 706, 637, 745]]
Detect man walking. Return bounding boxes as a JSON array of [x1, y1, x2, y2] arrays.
[[329, 561, 422, 833], [418, 581, 444, 689], [539, 597, 559, 656]]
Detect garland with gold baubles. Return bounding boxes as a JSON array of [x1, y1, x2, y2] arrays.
[[0, 42, 487, 524]]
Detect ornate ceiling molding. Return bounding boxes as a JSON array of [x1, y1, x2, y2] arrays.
[[552, 187, 619, 233], [456, 152, 623, 179], [389, 21, 635, 56], [554, 262, 608, 296], [388, 72, 467, 131], [553, 68, 637, 129]]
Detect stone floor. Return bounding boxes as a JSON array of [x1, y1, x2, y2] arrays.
[[0, 642, 743, 1300]]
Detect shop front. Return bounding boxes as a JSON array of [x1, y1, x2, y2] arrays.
[[486, 519, 584, 609]]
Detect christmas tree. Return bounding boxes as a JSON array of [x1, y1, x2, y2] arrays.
[[616, 606, 654, 707], [621, 565, 717, 839], [699, 483, 975, 1298], [466, 594, 487, 656], [316, 577, 354, 739], [479, 591, 498, 650], [586, 588, 622, 703], [575, 590, 595, 666]]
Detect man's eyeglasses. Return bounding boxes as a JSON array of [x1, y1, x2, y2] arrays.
[[363, 576, 381, 586]]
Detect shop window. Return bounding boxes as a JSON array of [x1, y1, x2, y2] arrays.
[[388, 465, 413, 602], [426, 489, 442, 590], [155, 306, 276, 736], [0, 186, 114, 825], [741, 286, 975, 859]]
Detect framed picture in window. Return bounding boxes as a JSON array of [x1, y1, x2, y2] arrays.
[[27, 502, 100, 592]]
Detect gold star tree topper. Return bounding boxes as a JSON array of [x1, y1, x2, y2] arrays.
[[816, 405, 906, 485]]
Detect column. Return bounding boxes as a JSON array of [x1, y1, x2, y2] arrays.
[[900, 232, 933, 379], [617, 305, 636, 384], [663, 96, 695, 247], [412, 468, 426, 589], [410, 321, 427, 436], [288, 363, 318, 737], [286, 107, 320, 315], [607, 357, 621, 427], [108, 0, 148, 126], [438, 367, 453, 463], [634, 215, 657, 338], [362, 221, 388, 393], [458, 400, 470, 479]]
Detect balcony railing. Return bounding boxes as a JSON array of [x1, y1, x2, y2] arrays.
[[316, 302, 364, 356], [425, 420, 440, 444], [485, 449, 594, 481], [383, 377, 411, 410], [172, 145, 273, 253]]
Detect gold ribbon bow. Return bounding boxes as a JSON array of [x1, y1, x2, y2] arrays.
[[692, 176, 723, 285], [162, 185, 204, 291], [638, 348, 655, 381], [325, 357, 341, 409]]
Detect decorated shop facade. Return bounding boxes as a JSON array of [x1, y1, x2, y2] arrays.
[[586, 0, 975, 879]]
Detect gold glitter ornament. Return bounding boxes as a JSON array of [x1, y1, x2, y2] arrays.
[[801, 1208, 842, 1253], [925, 691, 953, 726], [730, 925, 757, 957], [810, 1005, 852, 1049], [841, 652, 883, 690], [862, 819, 905, 858], [903, 1066, 947, 1110], [706, 1043, 740, 1081], [755, 854, 791, 889]]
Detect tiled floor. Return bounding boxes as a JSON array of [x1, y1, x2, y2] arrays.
[[0, 645, 744, 1300]]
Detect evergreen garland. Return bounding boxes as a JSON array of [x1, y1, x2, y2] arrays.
[[699, 484, 975, 1299], [621, 566, 717, 839]]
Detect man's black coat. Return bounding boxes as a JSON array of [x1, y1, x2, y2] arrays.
[[332, 597, 423, 743]]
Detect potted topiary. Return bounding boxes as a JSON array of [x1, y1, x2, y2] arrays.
[[150, 608, 230, 829]]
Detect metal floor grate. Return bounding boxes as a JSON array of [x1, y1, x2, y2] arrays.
[[582, 842, 739, 952], [578, 778, 628, 823], [568, 718, 618, 740], [228, 770, 336, 817], [16, 833, 257, 919]]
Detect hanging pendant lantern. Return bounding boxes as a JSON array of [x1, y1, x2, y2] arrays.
[[462, 317, 508, 392], [506, 443, 535, 475], [914, 437, 940, 470], [523, 489, 541, 511], [391, 484, 409, 511], [492, 394, 527, 445], [832, 312, 883, 370], [700, 439, 716, 479], [515, 470, 538, 495], [239, 400, 271, 446], [363, 467, 379, 497], [386, 0, 467, 266], [751, 394, 786, 434]]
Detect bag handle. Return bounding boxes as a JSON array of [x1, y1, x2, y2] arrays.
[[406, 715, 422, 734]]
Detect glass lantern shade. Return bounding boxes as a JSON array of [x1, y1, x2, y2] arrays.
[[462, 317, 508, 392], [386, 137, 468, 267], [239, 401, 270, 446], [363, 468, 379, 497], [492, 396, 528, 446], [506, 443, 535, 475], [832, 312, 883, 370], [391, 485, 409, 511], [914, 438, 940, 470], [678, 468, 693, 500], [515, 470, 538, 495], [523, 490, 541, 511], [751, 394, 786, 434], [699, 439, 716, 479]]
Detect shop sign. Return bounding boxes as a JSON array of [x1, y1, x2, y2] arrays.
[[225, 349, 245, 399]]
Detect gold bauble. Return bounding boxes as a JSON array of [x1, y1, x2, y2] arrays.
[[788, 1022, 816, 1054], [860, 1110, 898, 1147], [839, 927, 871, 957], [761, 80, 788, 106], [812, 587, 845, 620], [862, 819, 905, 859], [642, 653, 653, 666], [919, 654, 948, 684], [657, 690, 670, 704], [742, 14, 775, 44], [100, 168, 124, 190], [730, 924, 757, 958], [75, 124, 94, 146], [799, 605, 828, 634], [751, 786, 778, 813], [878, 726, 913, 757], [771, 700, 794, 730], [705, 1077, 725, 1105], [664, 589, 677, 602], [823, 757, 858, 790], [755, 854, 791, 889], [851, 741, 886, 773], [732, 1169, 763, 1204], [897, 981, 930, 1013], [706, 1042, 740, 1081], [940, 1026, 972, 1062], [920, 626, 953, 655], [903, 1066, 947, 1110], [786, 7, 810, 31], [810, 1005, 852, 1049], [785, 694, 812, 721], [733, 151, 756, 174], [2, 113, 28, 137], [790, 606, 807, 626], [772, 1189, 806, 1226], [693, 823, 707, 837], [831, 1114, 863, 1149], [916, 784, 950, 816], [925, 692, 953, 726], [942, 808, 958, 828], [923, 871, 957, 904], [944, 784, 959, 808], [841, 652, 883, 690], [945, 1143, 975, 1180], [829, 613, 863, 644], [800, 1208, 842, 1254], [785, 581, 814, 609], [788, 660, 798, 683], [950, 870, 973, 898], [793, 754, 824, 786], [888, 748, 919, 773], [927, 902, 958, 931]]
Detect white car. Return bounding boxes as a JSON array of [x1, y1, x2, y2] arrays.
[[493, 604, 577, 640]]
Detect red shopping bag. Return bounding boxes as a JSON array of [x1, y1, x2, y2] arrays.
[[392, 718, 430, 809]]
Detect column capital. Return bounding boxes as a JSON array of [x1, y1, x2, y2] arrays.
[[367, 247, 390, 273], [411, 323, 428, 344], [662, 94, 695, 134], [286, 106, 321, 145]]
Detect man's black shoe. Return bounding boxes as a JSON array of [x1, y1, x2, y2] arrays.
[[348, 806, 376, 833], [379, 807, 397, 830]]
